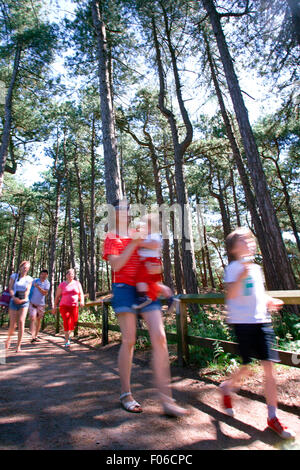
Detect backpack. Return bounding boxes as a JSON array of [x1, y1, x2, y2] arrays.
[[0, 289, 11, 307]]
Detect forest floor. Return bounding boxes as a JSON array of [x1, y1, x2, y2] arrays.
[[0, 326, 300, 451]]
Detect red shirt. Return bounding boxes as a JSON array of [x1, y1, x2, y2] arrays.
[[102, 233, 140, 286]]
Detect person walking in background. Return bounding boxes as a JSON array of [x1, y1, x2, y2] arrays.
[[52, 268, 84, 348], [5, 261, 33, 353], [103, 199, 188, 417], [220, 227, 295, 440], [29, 269, 50, 343]]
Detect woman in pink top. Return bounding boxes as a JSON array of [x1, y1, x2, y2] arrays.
[[52, 268, 84, 348]]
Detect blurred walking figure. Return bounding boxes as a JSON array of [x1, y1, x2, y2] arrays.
[[5, 261, 32, 353], [103, 199, 188, 417], [29, 269, 50, 343], [52, 269, 84, 348], [220, 227, 295, 440]]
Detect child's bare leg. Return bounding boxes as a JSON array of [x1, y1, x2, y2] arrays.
[[262, 361, 277, 412], [136, 282, 148, 294], [222, 364, 249, 393]]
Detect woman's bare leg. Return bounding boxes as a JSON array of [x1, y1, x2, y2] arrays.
[[117, 312, 138, 405], [5, 309, 18, 349], [141, 309, 172, 399], [16, 307, 28, 352]]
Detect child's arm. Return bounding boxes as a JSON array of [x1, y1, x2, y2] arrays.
[[265, 295, 284, 311], [108, 237, 142, 272], [139, 239, 161, 250], [225, 265, 250, 300]]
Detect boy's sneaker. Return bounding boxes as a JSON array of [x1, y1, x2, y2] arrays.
[[133, 296, 152, 310], [267, 417, 296, 440], [219, 383, 234, 416]]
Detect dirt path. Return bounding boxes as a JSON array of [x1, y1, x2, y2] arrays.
[[0, 327, 299, 451]]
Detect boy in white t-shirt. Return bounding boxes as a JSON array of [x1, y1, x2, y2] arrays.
[[220, 227, 295, 440]]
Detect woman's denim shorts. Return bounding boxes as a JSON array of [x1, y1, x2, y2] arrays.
[[9, 298, 30, 311], [111, 283, 161, 315]]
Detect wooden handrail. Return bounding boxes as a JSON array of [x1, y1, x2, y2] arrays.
[[178, 290, 300, 305], [2, 290, 299, 368]]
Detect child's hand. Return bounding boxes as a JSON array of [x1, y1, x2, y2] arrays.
[[131, 230, 146, 242], [267, 297, 284, 312], [238, 264, 251, 280]]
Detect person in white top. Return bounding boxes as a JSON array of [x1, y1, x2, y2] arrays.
[[219, 227, 295, 440], [5, 260, 33, 353]]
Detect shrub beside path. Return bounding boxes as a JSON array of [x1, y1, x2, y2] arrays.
[[0, 328, 299, 451]]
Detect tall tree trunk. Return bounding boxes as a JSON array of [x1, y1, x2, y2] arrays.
[[90, 115, 97, 300], [16, 210, 26, 269], [286, 0, 300, 45], [91, 0, 122, 204], [263, 152, 300, 253], [0, 44, 22, 197], [49, 133, 62, 307], [8, 214, 19, 279], [165, 159, 184, 294], [123, 119, 175, 291], [31, 219, 42, 277], [74, 149, 91, 291], [203, 225, 215, 289], [201, 13, 296, 290], [63, 133, 76, 269], [152, 14, 198, 300], [231, 169, 241, 226]]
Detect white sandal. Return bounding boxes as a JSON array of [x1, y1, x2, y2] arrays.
[[120, 392, 143, 413]]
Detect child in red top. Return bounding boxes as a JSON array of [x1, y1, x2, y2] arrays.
[[133, 214, 171, 310]]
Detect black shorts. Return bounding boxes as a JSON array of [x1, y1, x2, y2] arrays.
[[232, 323, 280, 365]]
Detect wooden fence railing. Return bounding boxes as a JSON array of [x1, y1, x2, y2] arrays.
[[1, 290, 300, 368]]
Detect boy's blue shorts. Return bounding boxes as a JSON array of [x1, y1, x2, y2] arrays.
[[111, 283, 161, 315]]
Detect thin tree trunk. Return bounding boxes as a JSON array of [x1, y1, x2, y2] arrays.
[[91, 0, 122, 204], [31, 218, 42, 277], [264, 152, 300, 252], [63, 133, 76, 268], [16, 210, 26, 269], [152, 14, 198, 300], [74, 149, 91, 291], [90, 116, 97, 300], [231, 169, 241, 226], [0, 44, 22, 196], [49, 132, 62, 307], [202, 0, 297, 291]]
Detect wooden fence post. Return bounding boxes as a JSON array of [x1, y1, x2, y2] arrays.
[[176, 299, 184, 366], [102, 302, 109, 346], [180, 301, 189, 365]]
